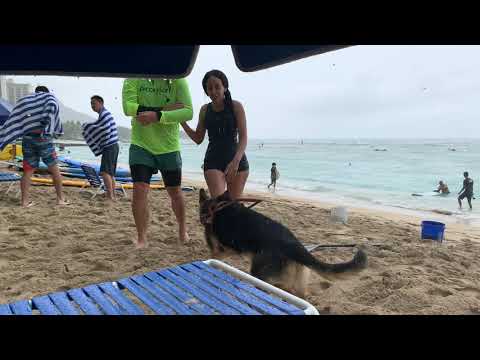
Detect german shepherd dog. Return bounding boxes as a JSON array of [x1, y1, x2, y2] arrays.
[[199, 189, 368, 298]]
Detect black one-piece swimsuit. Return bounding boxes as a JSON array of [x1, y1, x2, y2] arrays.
[[203, 103, 249, 172]]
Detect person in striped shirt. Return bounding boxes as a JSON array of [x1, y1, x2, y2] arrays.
[[82, 95, 119, 202], [0, 85, 69, 207]]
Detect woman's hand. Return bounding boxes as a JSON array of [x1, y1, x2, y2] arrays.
[[136, 111, 158, 126], [225, 158, 240, 183]]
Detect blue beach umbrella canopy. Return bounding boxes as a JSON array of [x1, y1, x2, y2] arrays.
[[0, 98, 14, 127], [0, 45, 351, 78]]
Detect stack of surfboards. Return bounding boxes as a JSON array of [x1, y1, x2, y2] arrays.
[[55, 156, 163, 183], [18, 156, 197, 191], [31, 156, 165, 189]]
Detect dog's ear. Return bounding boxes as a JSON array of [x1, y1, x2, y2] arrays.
[[199, 188, 209, 203]]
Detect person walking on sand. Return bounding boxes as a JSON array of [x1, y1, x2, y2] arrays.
[[458, 171, 474, 210], [268, 162, 280, 191], [82, 95, 119, 203], [0, 86, 69, 207], [122, 78, 193, 249]]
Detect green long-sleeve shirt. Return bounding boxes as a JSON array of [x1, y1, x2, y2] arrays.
[[122, 78, 193, 155]]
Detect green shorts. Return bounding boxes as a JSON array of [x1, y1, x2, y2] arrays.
[[129, 144, 182, 171]]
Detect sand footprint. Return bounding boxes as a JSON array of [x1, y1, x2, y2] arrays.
[[46, 241, 57, 248], [90, 261, 115, 272], [71, 245, 91, 254], [2, 246, 28, 260], [8, 226, 28, 235], [319, 281, 332, 290], [427, 288, 453, 297], [0, 257, 9, 270], [455, 287, 480, 299], [118, 239, 134, 246]]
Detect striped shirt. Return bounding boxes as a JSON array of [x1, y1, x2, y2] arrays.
[[0, 92, 63, 151], [82, 108, 119, 156]]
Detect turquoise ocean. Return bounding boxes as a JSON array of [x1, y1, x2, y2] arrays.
[[63, 138, 480, 226]]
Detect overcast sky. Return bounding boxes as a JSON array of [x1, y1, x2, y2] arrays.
[[9, 45, 480, 139]]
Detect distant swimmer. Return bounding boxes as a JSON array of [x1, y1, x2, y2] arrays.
[[434, 180, 450, 194], [412, 181, 450, 197]]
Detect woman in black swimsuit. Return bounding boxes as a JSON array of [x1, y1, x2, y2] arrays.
[[180, 70, 249, 199]]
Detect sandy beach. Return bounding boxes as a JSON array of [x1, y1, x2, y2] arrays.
[[1, 172, 480, 315]]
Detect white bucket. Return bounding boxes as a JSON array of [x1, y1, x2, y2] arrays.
[[330, 206, 348, 224]]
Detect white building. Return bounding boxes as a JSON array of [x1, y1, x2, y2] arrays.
[[0, 76, 7, 102], [6, 79, 33, 104]]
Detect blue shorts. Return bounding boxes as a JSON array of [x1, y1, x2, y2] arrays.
[[22, 134, 58, 171]]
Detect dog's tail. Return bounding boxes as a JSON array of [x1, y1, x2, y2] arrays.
[[288, 243, 368, 273]]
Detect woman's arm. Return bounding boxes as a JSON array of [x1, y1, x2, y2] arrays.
[[180, 104, 207, 145], [224, 100, 248, 183], [233, 100, 248, 162]]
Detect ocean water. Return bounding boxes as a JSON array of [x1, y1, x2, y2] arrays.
[[63, 138, 480, 226]]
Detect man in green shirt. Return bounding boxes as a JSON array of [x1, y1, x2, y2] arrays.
[[122, 78, 193, 248]]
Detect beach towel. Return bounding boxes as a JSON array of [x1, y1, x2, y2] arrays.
[[0, 92, 63, 151], [81, 108, 118, 156]]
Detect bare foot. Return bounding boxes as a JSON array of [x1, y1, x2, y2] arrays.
[[178, 232, 190, 245], [56, 199, 70, 206], [133, 237, 148, 249], [22, 201, 34, 208]]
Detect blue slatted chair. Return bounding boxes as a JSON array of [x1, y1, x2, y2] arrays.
[[80, 164, 127, 199], [0, 260, 318, 315], [0, 172, 21, 196]]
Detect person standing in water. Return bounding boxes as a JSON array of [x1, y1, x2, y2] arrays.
[[268, 162, 280, 191], [458, 171, 474, 210]]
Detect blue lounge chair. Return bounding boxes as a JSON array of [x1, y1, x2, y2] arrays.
[[0, 260, 319, 315], [80, 164, 127, 199], [0, 172, 21, 196]]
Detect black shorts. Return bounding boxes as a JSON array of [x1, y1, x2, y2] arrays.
[[204, 153, 249, 173], [130, 164, 181, 187], [100, 143, 119, 177], [459, 192, 473, 201]]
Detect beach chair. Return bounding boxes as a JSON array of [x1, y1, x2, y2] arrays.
[[0, 172, 21, 196], [0, 260, 319, 315], [80, 164, 127, 199]]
